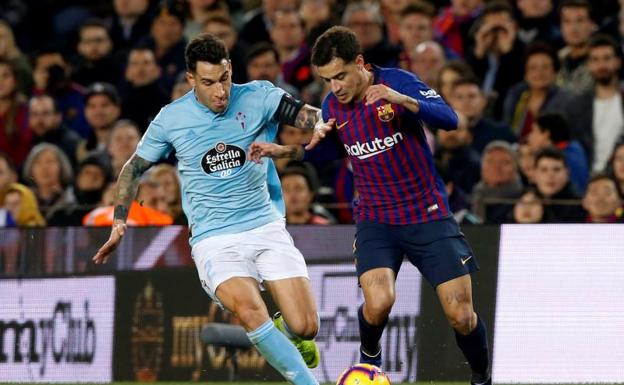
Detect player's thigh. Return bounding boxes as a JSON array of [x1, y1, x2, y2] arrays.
[[264, 277, 318, 336], [191, 232, 260, 309], [216, 276, 270, 330], [400, 218, 479, 289], [354, 220, 403, 283]]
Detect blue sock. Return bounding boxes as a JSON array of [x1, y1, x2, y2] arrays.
[[454, 315, 489, 376], [247, 320, 318, 385]]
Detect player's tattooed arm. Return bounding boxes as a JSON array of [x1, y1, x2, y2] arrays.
[[294, 104, 323, 132], [248, 143, 304, 163], [113, 154, 153, 222]]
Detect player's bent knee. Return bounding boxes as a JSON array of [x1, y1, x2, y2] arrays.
[[365, 293, 395, 321], [285, 313, 319, 339], [449, 307, 474, 335], [235, 303, 269, 331]]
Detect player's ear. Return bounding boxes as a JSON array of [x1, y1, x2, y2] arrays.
[[355, 54, 365, 68], [186, 71, 195, 87]]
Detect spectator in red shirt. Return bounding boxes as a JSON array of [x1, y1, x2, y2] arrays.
[[281, 165, 334, 225], [0, 59, 31, 167]]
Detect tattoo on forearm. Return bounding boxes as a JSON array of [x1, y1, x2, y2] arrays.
[[288, 145, 304, 160], [294, 105, 321, 131], [113, 155, 152, 222]]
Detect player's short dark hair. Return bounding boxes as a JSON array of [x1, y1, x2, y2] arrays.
[[535, 112, 570, 143], [558, 0, 592, 18], [245, 42, 280, 64], [589, 33, 621, 58], [534, 146, 566, 167], [400, 1, 435, 19], [311, 26, 361, 67], [185, 33, 229, 72], [524, 42, 560, 72]]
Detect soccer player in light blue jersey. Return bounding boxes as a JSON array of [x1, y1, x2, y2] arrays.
[[92, 33, 335, 385]]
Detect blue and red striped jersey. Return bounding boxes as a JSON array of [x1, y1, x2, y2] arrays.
[[321, 66, 458, 224]]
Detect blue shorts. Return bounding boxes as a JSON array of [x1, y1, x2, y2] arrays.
[[354, 216, 479, 288]]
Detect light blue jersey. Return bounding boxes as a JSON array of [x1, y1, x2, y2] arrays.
[[136, 81, 286, 245]]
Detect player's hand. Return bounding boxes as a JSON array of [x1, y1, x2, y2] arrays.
[[249, 142, 290, 163], [93, 221, 126, 264], [364, 84, 406, 106], [305, 118, 335, 150]]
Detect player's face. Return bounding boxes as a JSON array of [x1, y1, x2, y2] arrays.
[[187, 60, 232, 113], [315, 55, 369, 104]]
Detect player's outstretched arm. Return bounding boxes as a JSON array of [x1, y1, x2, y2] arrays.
[[274, 94, 336, 150], [249, 142, 304, 163], [92, 154, 153, 264]]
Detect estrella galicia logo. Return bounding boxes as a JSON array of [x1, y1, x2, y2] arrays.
[[201, 142, 246, 177]]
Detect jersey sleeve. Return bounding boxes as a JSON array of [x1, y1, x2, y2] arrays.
[[250, 80, 287, 141], [135, 109, 173, 162], [395, 70, 458, 130]]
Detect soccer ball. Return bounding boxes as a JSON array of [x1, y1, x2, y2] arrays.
[[336, 363, 391, 385]]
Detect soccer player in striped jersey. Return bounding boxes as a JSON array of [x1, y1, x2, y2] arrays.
[[312, 26, 490, 385], [250, 26, 491, 385]]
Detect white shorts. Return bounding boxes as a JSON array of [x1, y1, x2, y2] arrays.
[[191, 219, 309, 307]]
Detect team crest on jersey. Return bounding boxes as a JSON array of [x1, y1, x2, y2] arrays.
[[376, 103, 395, 122], [201, 142, 246, 178]]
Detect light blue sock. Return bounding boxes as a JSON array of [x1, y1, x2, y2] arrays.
[[247, 320, 318, 385]]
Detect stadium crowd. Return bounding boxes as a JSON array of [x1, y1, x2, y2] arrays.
[[0, 0, 623, 227]]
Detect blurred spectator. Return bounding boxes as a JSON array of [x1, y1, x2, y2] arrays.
[[570, 34, 624, 172], [0, 20, 32, 95], [527, 112, 589, 193], [435, 122, 481, 194], [143, 3, 188, 93], [203, 15, 248, 84], [512, 187, 546, 223], [517, 140, 536, 185], [270, 10, 314, 90], [281, 165, 334, 225], [299, 0, 334, 41], [437, 59, 475, 100], [121, 46, 169, 130], [433, 0, 483, 58], [184, 0, 230, 41], [467, 0, 525, 119], [471, 141, 523, 223], [342, 2, 400, 68], [380, 0, 412, 45], [110, 0, 154, 52], [0, 59, 31, 167], [147, 163, 185, 224], [4, 183, 45, 227], [503, 42, 574, 139], [70, 19, 120, 87], [582, 173, 624, 222], [240, 0, 299, 46], [77, 82, 122, 161], [516, 0, 560, 46], [557, 0, 596, 95], [0, 152, 17, 202], [82, 177, 173, 226], [438, 165, 481, 224], [448, 76, 515, 154], [608, 139, 624, 197], [397, 2, 437, 71], [32, 49, 89, 138], [275, 124, 311, 171], [533, 146, 584, 221], [28, 94, 81, 167], [21, 143, 75, 220], [106, 120, 141, 177], [171, 72, 192, 101], [48, 153, 112, 226], [410, 41, 447, 91], [246, 42, 299, 97]]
